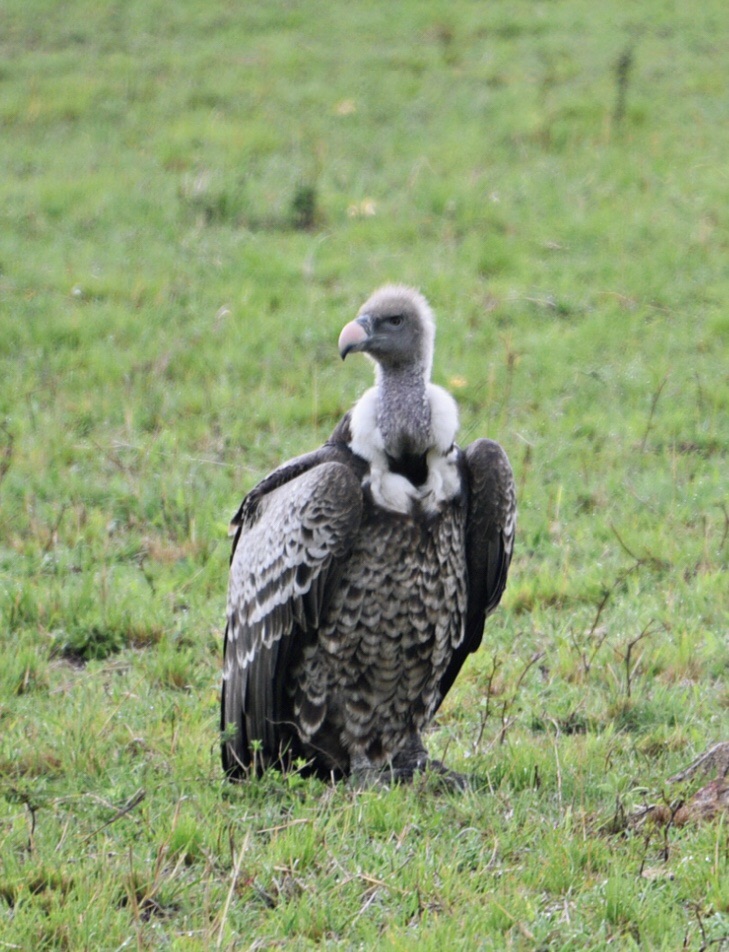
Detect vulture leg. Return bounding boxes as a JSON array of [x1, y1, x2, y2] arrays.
[[392, 735, 471, 790], [390, 731, 429, 773], [347, 734, 426, 788]]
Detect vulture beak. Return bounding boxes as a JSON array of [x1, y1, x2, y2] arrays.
[[338, 314, 372, 360]]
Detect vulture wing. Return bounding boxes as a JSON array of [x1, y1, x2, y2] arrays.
[[436, 438, 516, 704], [222, 455, 363, 776]]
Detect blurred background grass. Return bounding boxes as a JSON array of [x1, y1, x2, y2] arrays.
[[0, 0, 727, 947]]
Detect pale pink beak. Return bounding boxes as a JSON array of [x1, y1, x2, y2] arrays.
[[338, 317, 371, 359]]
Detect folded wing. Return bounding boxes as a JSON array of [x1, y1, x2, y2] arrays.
[[436, 438, 516, 704], [222, 459, 363, 776]]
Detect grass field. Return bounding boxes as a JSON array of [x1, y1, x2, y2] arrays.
[[1, 0, 728, 948]]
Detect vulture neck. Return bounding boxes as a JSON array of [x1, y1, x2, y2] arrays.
[[375, 362, 432, 476]]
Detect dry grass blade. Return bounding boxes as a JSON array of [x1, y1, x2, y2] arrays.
[[216, 831, 251, 950]]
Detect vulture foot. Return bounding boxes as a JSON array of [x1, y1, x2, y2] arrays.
[[348, 738, 470, 791], [423, 759, 471, 792], [348, 759, 470, 791]]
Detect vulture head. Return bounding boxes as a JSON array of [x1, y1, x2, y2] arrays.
[[338, 285, 435, 380]]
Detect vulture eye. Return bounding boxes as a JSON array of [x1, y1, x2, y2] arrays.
[[385, 314, 404, 327]]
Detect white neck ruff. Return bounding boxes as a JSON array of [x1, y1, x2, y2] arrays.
[[348, 385, 461, 515]]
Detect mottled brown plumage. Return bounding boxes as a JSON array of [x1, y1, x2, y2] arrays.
[[221, 286, 516, 784]]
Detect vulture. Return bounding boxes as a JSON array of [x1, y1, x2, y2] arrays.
[[221, 285, 516, 786]]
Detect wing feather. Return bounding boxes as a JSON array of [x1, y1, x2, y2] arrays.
[[222, 459, 363, 776], [436, 438, 516, 704]]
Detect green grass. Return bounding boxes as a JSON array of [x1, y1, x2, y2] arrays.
[[1, 0, 728, 947]]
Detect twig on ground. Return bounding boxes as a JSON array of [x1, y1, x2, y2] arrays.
[[498, 652, 544, 745], [82, 789, 146, 842], [640, 374, 669, 453], [609, 521, 670, 571]]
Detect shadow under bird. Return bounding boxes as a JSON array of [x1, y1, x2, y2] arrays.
[[221, 285, 516, 787]]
